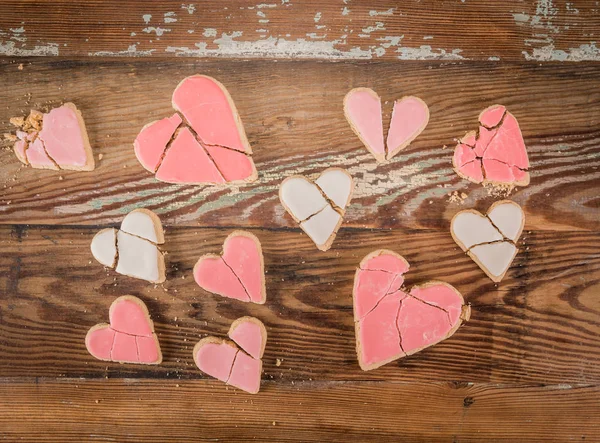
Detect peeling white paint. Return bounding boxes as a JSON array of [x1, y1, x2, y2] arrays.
[[523, 42, 600, 61], [257, 3, 277, 8], [203, 28, 217, 37], [89, 44, 156, 57], [369, 8, 394, 16], [143, 26, 171, 36], [181, 4, 196, 14], [362, 22, 386, 34], [396, 45, 464, 60], [164, 12, 178, 23], [0, 40, 59, 56], [341, 7, 350, 16], [142, 14, 152, 24], [314, 12, 322, 23]]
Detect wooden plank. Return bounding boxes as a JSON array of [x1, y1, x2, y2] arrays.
[[0, 59, 598, 230], [0, 1, 599, 61], [0, 378, 597, 442], [0, 225, 598, 384]]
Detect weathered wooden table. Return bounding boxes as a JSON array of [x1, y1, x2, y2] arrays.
[[0, 1, 598, 441]]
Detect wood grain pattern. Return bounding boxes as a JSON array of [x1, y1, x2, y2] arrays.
[[0, 225, 598, 385], [0, 59, 598, 231], [0, 1, 599, 61]]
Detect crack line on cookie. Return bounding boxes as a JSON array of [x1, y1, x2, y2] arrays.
[[220, 256, 251, 301], [395, 300, 407, 355], [313, 181, 346, 216], [108, 327, 118, 360], [118, 229, 160, 247], [113, 229, 120, 269], [38, 135, 62, 170], [153, 119, 185, 173], [403, 291, 454, 326], [225, 349, 240, 383], [300, 204, 330, 223], [134, 336, 141, 363]]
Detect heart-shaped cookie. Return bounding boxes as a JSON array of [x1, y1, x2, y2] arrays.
[[134, 75, 257, 184], [86, 295, 162, 365], [279, 168, 354, 251], [452, 105, 530, 186], [10, 103, 94, 171], [193, 231, 266, 304], [451, 200, 525, 282], [354, 250, 470, 371], [91, 209, 166, 283], [344, 88, 429, 163], [193, 317, 266, 394]]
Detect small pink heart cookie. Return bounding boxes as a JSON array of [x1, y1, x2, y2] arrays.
[[10, 103, 94, 171], [344, 88, 429, 163], [85, 295, 162, 365], [452, 105, 530, 186], [354, 250, 470, 371], [193, 317, 267, 394], [134, 75, 257, 184], [194, 231, 266, 304]]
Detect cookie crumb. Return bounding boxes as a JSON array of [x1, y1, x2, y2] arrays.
[[448, 191, 467, 204], [276, 358, 282, 367]]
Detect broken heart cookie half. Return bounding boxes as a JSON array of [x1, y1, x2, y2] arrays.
[[91, 209, 166, 283], [194, 231, 266, 304], [279, 168, 354, 251], [344, 88, 429, 163], [452, 105, 530, 186], [354, 250, 470, 371], [8, 103, 94, 171], [86, 295, 162, 365], [193, 317, 267, 394], [134, 75, 257, 184], [451, 200, 525, 282]]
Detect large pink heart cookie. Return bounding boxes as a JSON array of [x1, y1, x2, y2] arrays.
[[9, 103, 94, 171], [134, 75, 257, 184], [194, 231, 266, 304], [344, 88, 429, 163], [85, 295, 162, 365], [354, 250, 470, 371], [193, 317, 267, 394], [452, 105, 530, 186]]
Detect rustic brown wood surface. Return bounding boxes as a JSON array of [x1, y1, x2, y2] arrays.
[[0, 0, 599, 441]]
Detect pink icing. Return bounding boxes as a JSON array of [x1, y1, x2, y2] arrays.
[[136, 336, 161, 363], [172, 75, 248, 153], [386, 97, 428, 154], [461, 131, 477, 147], [228, 320, 263, 359], [228, 351, 261, 394], [482, 158, 516, 183], [194, 341, 238, 382], [409, 284, 463, 327], [353, 270, 400, 320], [205, 145, 255, 182], [155, 128, 225, 184], [473, 126, 497, 157], [345, 89, 385, 157], [86, 326, 115, 361], [453, 143, 477, 167], [111, 332, 139, 363], [134, 113, 182, 172], [39, 105, 88, 167], [194, 256, 250, 302], [110, 298, 153, 337], [479, 104, 506, 128], [221, 235, 263, 303], [14, 139, 29, 164], [362, 253, 409, 274], [482, 112, 529, 169], [458, 160, 484, 183], [397, 296, 452, 354], [26, 138, 56, 169]]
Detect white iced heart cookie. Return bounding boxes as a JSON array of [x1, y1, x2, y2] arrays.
[[451, 200, 524, 282], [279, 168, 354, 251], [91, 209, 166, 283]]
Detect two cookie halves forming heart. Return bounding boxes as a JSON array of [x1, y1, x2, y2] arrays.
[[344, 88, 429, 163], [279, 168, 354, 251], [354, 250, 470, 371], [134, 75, 257, 184], [451, 200, 525, 282]]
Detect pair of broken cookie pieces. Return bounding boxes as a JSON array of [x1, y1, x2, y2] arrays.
[[344, 88, 429, 163], [279, 168, 354, 251], [354, 250, 470, 371], [194, 317, 267, 394], [453, 105, 530, 186], [134, 75, 257, 184], [9, 103, 95, 171], [91, 209, 166, 283], [451, 200, 525, 282]]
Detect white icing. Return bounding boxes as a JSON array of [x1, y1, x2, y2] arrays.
[[488, 202, 524, 242], [90, 228, 117, 267], [280, 177, 328, 221], [452, 212, 503, 250], [469, 242, 517, 278], [121, 209, 161, 243], [300, 205, 341, 247], [314, 169, 353, 209], [115, 231, 162, 282]]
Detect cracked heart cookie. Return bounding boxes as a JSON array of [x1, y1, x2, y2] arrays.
[[193, 317, 267, 394], [279, 168, 354, 251], [354, 250, 470, 371], [86, 295, 162, 365], [451, 200, 525, 282], [8, 103, 94, 171], [134, 75, 257, 184], [344, 88, 429, 163], [91, 209, 166, 283], [194, 231, 266, 304], [452, 105, 530, 186]]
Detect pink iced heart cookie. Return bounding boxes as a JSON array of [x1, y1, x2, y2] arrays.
[[134, 75, 257, 184], [344, 88, 429, 163], [354, 250, 470, 371], [193, 231, 266, 304], [9, 103, 94, 171], [193, 317, 267, 394], [452, 105, 530, 186], [85, 295, 162, 365]]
